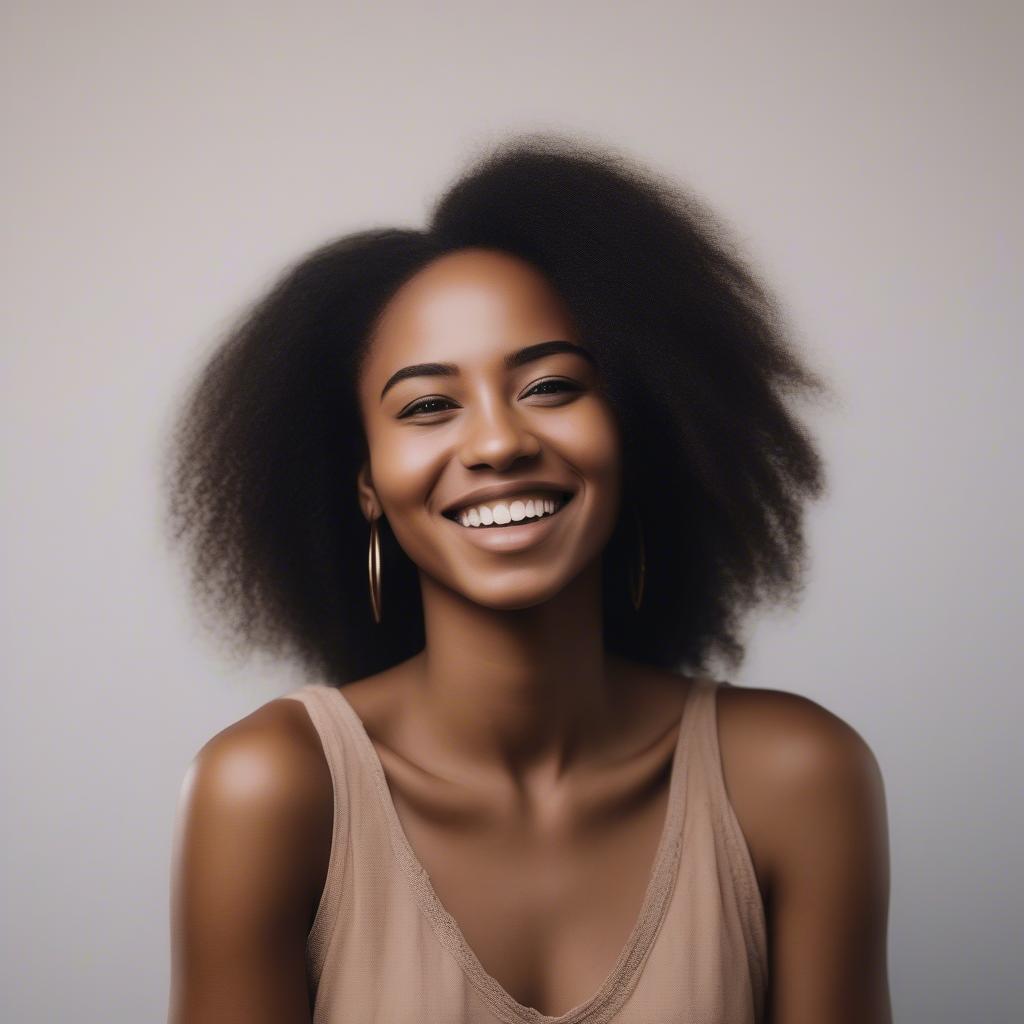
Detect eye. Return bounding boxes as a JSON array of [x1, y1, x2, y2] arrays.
[[397, 379, 581, 420], [399, 396, 454, 418], [524, 378, 581, 399]]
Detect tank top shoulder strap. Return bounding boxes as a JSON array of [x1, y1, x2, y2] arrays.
[[278, 682, 358, 973], [280, 683, 354, 767], [665, 675, 717, 809], [686, 676, 769, 993]]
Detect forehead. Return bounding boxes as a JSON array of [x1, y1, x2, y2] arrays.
[[369, 248, 579, 357]]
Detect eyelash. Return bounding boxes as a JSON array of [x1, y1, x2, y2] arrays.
[[399, 379, 581, 419]]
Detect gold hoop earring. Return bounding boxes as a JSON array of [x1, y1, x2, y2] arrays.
[[628, 503, 645, 612], [368, 516, 383, 624]]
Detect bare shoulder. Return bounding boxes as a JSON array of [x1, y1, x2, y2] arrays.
[[714, 682, 888, 898], [167, 696, 333, 1022], [713, 685, 893, 1019], [182, 695, 333, 844], [715, 682, 884, 784]]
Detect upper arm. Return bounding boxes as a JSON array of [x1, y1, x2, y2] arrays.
[[167, 698, 333, 1024], [722, 687, 893, 1024]]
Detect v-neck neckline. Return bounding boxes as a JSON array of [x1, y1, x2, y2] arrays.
[[320, 676, 705, 1024]]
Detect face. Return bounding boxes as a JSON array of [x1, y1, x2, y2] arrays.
[[356, 247, 623, 611]]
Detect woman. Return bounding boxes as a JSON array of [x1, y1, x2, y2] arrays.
[[165, 134, 892, 1023]]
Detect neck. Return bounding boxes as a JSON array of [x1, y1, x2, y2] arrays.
[[407, 559, 625, 786]]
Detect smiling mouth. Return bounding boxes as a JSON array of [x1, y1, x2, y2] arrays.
[[442, 491, 575, 528]]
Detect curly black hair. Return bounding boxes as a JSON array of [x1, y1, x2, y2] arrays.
[[162, 132, 833, 686]]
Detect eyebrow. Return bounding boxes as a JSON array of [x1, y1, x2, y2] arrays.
[[378, 339, 596, 402]]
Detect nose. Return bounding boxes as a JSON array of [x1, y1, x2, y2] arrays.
[[458, 395, 541, 470]]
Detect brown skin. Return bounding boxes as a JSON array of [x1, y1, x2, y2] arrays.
[[168, 249, 892, 1023]]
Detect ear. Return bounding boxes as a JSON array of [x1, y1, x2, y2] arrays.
[[356, 461, 380, 521]]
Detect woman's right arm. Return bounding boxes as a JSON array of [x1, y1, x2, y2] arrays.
[[167, 699, 334, 1024]]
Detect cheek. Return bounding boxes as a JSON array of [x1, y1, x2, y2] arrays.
[[552, 399, 623, 489], [369, 431, 444, 513]]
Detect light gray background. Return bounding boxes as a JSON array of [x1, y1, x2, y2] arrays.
[[3, 3, 1020, 1022]]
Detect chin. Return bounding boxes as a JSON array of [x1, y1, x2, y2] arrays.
[[455, 572, 577, 612]]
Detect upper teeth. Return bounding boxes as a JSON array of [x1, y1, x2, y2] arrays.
[[454, 494, 565, 528]]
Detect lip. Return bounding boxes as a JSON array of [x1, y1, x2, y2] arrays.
[[440, 481, 575, 518], [441, 491, 576, 553]]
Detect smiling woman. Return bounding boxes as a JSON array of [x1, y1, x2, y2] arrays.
[[354, 247, 625, 611], [163, 132, 891, 1024]]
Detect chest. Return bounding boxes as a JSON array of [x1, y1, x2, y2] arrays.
[[388, 762, 674, 1018]]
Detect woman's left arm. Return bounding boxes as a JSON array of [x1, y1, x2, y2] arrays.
[[761, 704, 893, 1024]]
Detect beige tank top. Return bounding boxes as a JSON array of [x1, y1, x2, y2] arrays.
[[282, 676, 768, 1023]]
